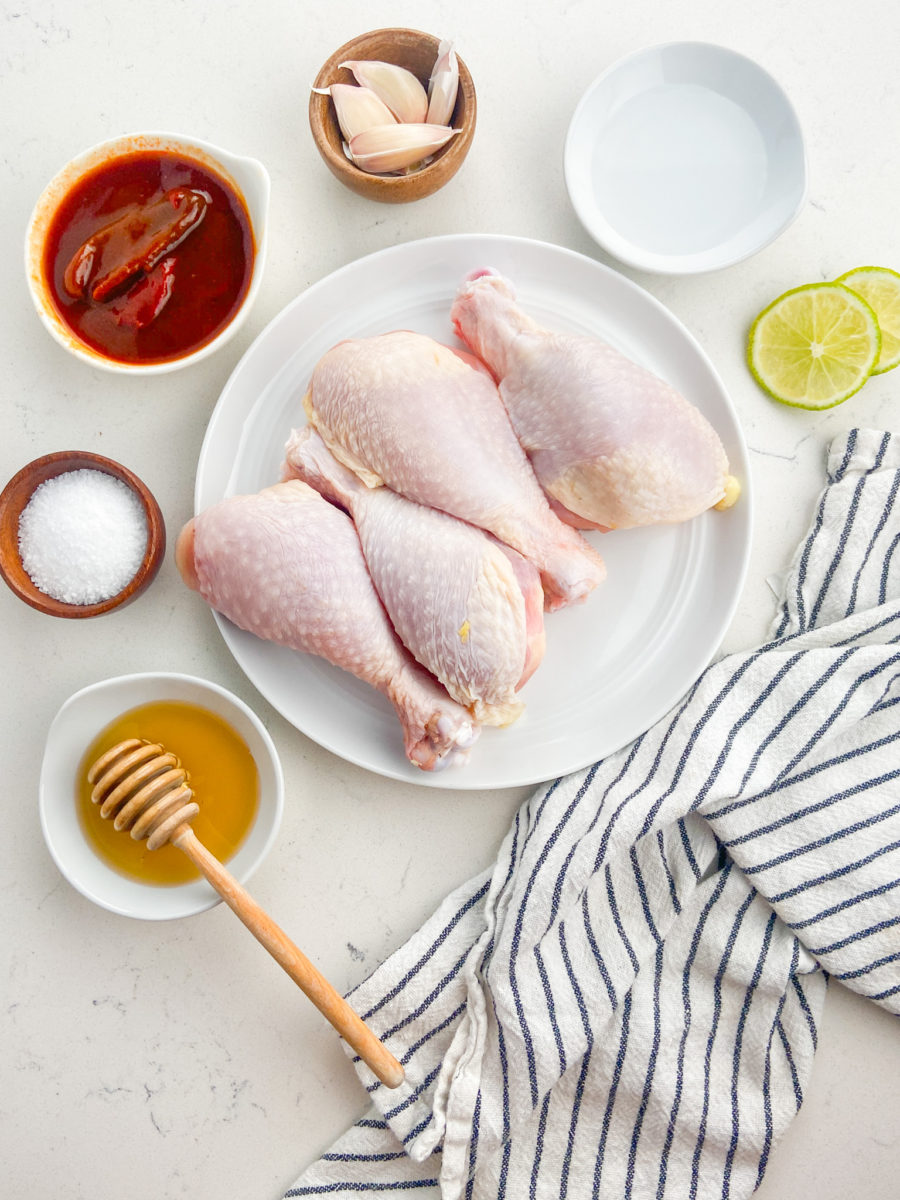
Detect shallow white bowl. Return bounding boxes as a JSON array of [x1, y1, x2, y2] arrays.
[[25, 131, 270, 373], [564, 42, 807, 274], [39, 673, 284, 920]]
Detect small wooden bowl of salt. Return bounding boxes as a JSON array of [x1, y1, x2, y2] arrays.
[[0, 451, 165, 618]]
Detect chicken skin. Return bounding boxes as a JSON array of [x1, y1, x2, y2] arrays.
[[451, 269, 735, 530], [175, 480, 478, 771], [302, 330, 606, 612], [283, 428, 546, 726]]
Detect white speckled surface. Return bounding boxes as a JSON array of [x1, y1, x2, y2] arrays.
[[1, 2, 898, 1197]]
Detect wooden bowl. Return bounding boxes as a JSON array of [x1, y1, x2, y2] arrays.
[[0, 451, 166, 618], [309, 28, 476, 203]]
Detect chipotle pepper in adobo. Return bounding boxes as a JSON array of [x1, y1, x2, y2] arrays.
[[43, 151, 254, 364]]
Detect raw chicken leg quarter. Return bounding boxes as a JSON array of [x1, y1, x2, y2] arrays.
[[451, 269, 739, 531], [175, 481, 478, 771]]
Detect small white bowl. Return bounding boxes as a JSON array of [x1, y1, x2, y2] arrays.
[[40, 673, 284, 920], [564, 43, 807, 274], [25, 131, 270, 373]]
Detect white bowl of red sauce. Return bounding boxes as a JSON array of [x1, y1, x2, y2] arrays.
[[25, 132, 269, 373]]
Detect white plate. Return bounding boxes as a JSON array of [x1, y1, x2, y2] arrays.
[[564, 42, 807, 274], [196, 234, 752, 789]]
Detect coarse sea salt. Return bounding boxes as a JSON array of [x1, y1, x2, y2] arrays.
[[18, 468, 148, 605]]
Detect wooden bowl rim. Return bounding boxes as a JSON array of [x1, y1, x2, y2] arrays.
[[0, 451, 166, 618], [309, 27, 476, 200]]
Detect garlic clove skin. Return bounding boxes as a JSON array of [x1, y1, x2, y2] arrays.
[[348, 123, 460, 175], [339, 60, 428, 124], [426, 40, 459, 126], [314, 83, 398, 142]]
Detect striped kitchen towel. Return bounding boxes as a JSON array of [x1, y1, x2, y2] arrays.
[[285, 427, 900, 1200]]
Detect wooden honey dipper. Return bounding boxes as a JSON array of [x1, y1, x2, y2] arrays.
[[87, 738, 405, 1089]]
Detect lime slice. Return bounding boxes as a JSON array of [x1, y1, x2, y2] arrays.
[[747, 282, 881, 409], [836, 266, 900, 374]]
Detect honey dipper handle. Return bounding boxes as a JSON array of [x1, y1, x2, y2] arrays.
[[171, 825, 405, 1089]]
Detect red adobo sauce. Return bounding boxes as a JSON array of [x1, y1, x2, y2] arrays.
[[42, 151, 254, 364]]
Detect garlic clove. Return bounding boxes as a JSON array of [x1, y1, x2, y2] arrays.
[[314, 83, 398, 142], [339, 60, 428, 124], [348, 123, 460, 175], [426, 40, 459, 126]]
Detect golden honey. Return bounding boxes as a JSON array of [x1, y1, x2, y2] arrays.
[[77, 700, 259, 885]]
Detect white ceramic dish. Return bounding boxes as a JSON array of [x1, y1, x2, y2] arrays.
[[40, 672, 284, 919], [194, 233, 752, 790], [25, 131, 270, 373], [564, 43, 807, 274]]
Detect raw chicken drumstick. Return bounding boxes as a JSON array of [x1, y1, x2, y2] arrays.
[[303, 330, 606, 612], [175, 480, 478, 771], [283, 427, 546, 727], [451, 270, 737, 531]]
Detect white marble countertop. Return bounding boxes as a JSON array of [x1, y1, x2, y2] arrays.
[[1, 2, 898, 1197]]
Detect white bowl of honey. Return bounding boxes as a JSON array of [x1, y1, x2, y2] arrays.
[[40, 672, 284, 919]]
